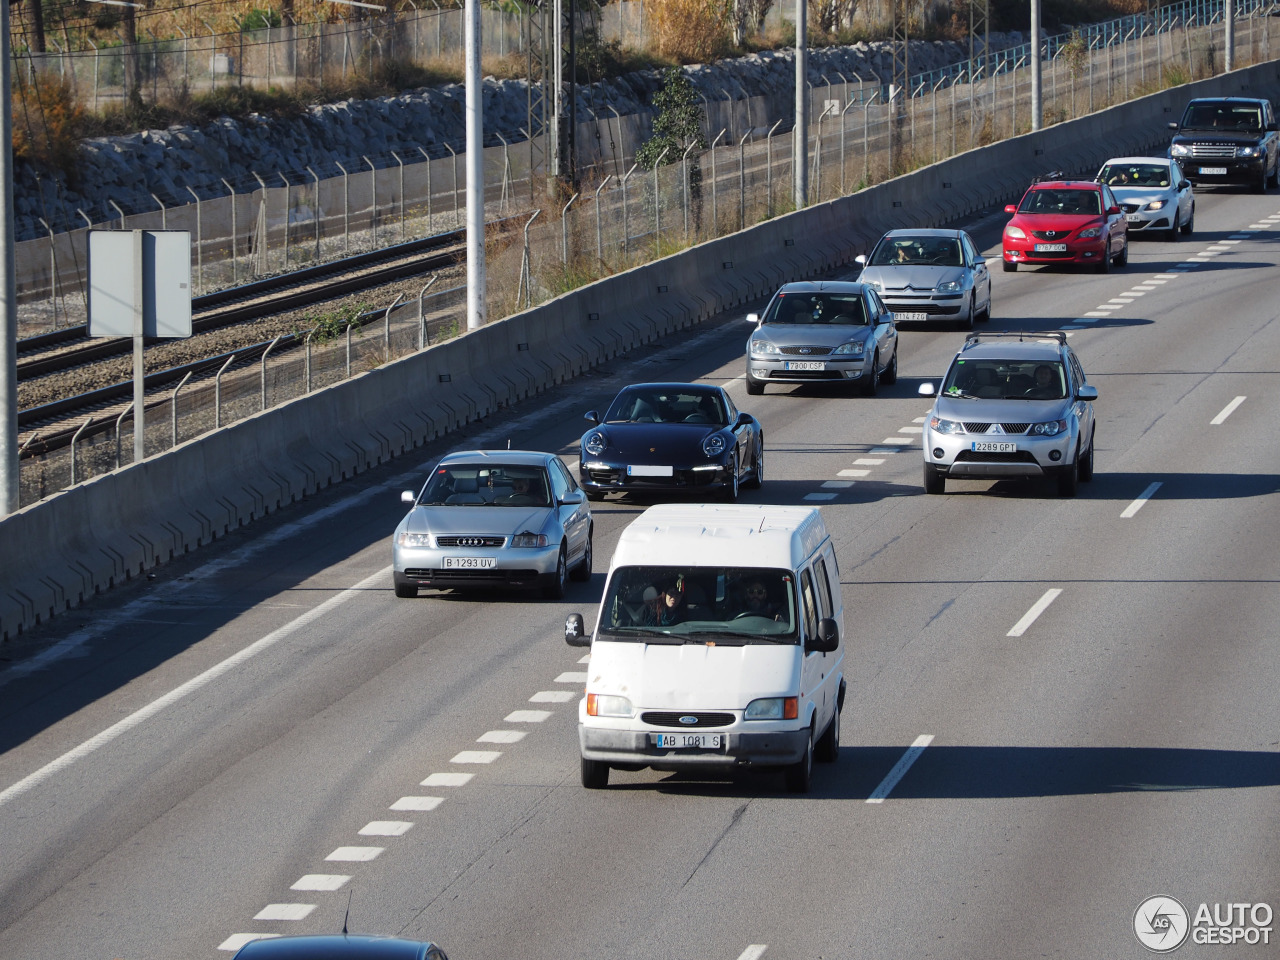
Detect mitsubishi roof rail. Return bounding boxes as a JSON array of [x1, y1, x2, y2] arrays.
[[961, 330, 1067, 350]]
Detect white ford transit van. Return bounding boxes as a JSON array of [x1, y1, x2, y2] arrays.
[[565, 503, 845, 792]]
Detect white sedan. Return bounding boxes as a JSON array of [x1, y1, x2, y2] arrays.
[[1096, 156, 1195, 241]]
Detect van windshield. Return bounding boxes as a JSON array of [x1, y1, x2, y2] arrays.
[[597, 566, 798, 644]]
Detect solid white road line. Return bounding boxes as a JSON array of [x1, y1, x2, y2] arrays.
[[866, 734, 935, 804], [1120, 481, 1162, 519], [736, 946, 769, 960], [1210, 396, 1245, 425], [1007, 588, 1063, 637], [0, 567, 391, 809]]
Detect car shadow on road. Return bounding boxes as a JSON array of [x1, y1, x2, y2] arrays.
[[610, 745, 1280, 799]]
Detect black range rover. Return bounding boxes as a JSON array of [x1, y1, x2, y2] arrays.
[[1168, 97, 1279, 193]]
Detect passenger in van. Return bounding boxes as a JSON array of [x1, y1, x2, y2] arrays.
[[643, 578, 689, 626]]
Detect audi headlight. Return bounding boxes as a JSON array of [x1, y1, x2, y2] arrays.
[[1145, 199, 1167, 211], [397, 531, 431, 547], [750, 338, 780, 357], [702, 434, 727, 457], [511, 533, 548, 548], [745, 696, 798, 720], [929, 416, 963, 435], [1238, 145, 1263, 158], [584, 432, 606, 455], [1078, 226, 1102, 238], [1005, 225, 1027, 239], [832, 340, 865, 356], [1031, 419, 1068, 436], [587, 694, 633, 717], [936, 279, 962, 293], [1170, 143, 1191, 157]]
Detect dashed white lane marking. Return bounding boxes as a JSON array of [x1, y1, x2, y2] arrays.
[[478, 730, 526, 744], [1185, 257, 1210, 263], [531, 690, 575, 702], [360, 821, 414, 836], [1084, 310, 1113, 317], [577, 654, 590, 663], [1248, 223, 1270, 229], [805, 493, 838, 501], [390, 796, 444, 811], [1218, 239, 1242, 245], [880, 437, 913, 444], [912, 417, 927, 423], [1153, 274, 1181, 279], [1007, 588, 1063, 637], [1204, 245, 1231, 252], [451, 751, 501, 764], [326, 846, 383, 861], [898, 426, 922, 434], [506, 710, 552, 723], [866, 734, 935, 804], [220, 934, 278, 951], [1133, 282, 1163, 288], [1211, 396, 1246, 425], [0, 567, 390, 809], [822, 480, 854, 489], [838, 469, 870, 478], [255, 904, 315, 921], [291, 875, 349, 891], [1120, 289, 1146, 296], [736, 946, 769, 960], [1121, 481, 1163, 519], [1106, 298, 1135, 305], [855, 457, 886, 465], [422, 772, 473, 787], [555, 672, 588, 683]]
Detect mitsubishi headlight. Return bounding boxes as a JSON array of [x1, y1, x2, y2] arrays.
[[832, 340, 865, 356], [511, 533, 548, 548], [750, 338, 781, 357], [745, 697, 798, 720], [929, 416, 963, 435], [1145, 199, 1167, 211], [1005, 225, 1027, 239], [702, 434, 727, 457], [397, 531, 432, 547], [936, 279, 963, 293], [584, 432, 606, 455], [1170, 143, 1191, 157], [1078, 226, 1102, 238], [586, 694, 633, 717], [1237, 145, 1263, 158], [1031, 419, 1068, 436]]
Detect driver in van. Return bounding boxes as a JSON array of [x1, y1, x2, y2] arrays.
[[737, 579, 781, 620]]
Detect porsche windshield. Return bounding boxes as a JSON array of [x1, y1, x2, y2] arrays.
[[604, 388, 728, 425], [597, 566, 798, 644]]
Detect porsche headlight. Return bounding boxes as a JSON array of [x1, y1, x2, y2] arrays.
[[1078, 226, 1102, 238], [511, 533, 549, 548], [584, 432, 606, 456], [702, 434, 727, 457], [936, 279, 962, 293], [1144, 199, 1167, 211], [1005, 225, 1027, 239], [1031, 419, 1068, 436], [832, 341, 865, 356], [750, 338, 780, 357], [397, 531, 431, 547]]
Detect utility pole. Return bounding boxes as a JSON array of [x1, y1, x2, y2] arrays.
[[1, 0, 18, 516], [466, 0, 485, 330], [1225, 0, 1235, 71], [1031, 0, 1042, 131], [793, 0, 807, 209]]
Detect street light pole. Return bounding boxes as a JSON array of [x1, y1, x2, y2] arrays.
[[1031, 0, 1043, 131], [793, 0, 808, 210], [1, 0, 19, 515], [465, 0, 485, 330]]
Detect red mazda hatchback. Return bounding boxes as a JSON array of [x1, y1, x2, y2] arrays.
[[1002, 177, 1129, 273]]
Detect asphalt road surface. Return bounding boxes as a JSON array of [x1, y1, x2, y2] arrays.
[[1, 186, 1278, 960]]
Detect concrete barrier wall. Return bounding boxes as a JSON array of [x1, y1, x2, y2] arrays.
[[4, 61, 1279, 641]]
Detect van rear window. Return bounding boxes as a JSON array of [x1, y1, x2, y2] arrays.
[[598, 566, 797, 644]]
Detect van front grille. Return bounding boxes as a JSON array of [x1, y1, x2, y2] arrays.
[[642, 711, 735, 728]]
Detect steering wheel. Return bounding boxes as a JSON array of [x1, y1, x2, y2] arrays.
[[732, 611, 761, 620]]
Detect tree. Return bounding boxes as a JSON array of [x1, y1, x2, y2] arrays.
[[636, 67, 709, 230]]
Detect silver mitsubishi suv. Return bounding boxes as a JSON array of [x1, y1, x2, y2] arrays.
[[918, 332, 1098, 497]]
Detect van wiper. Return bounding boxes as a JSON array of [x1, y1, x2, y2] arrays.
[[683, 630, 789, 644]]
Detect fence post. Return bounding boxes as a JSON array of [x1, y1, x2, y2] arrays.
[[738, 130, 750, 229], [383, 293, 403, 360], [619, 161, 638, 256], [418, 277, 438, 349], [418, 146, 433, 233], [38, 218, 59, 328], [252, 170, 269, 271], [445, 144, 459, 227], [561, 192, 579, 265], [335, 161, 350, 255], [215, 354, 236, 429], [110, 199, 126, 231], [185, 186, 203, 294], [115, 403, 132, 469], [392, 151, 405, 240], [681, 142, 696, 239], [709, 130, 725, 234], [364, 155, 378, 247], [70, 417, 92, 485], [306, 166, 321, 261], [518, 209, 541, 309], [260, 336, 282, 410], [221, 178, 238, 284], [150, 193, 168, 229], [652, 147, 669, 256], [279, 172, 291, 267], [766, 119, 782, 216], [305, 329, 315, 392], [171, 371, 192, 447], [594, 174, 611, 264]]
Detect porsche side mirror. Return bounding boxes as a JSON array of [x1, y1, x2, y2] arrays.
[[584, 410, 600, 424]]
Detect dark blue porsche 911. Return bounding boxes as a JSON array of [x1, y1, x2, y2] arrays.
[[578, 382, 764, 502]]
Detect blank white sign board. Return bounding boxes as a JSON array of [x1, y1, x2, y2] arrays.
[[87, 230, 193, 338]]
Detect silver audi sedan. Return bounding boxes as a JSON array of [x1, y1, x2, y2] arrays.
[[745, 280, 899, 396], [855, 228, 992, 329], [392, 450, 592, 599]]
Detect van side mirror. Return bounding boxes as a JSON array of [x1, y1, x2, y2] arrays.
[[565, 613, 589, 646], [401, 490, 416, 504], [808, 618, 840, 653]]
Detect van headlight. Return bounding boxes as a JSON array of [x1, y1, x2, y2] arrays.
[[584, 432, 606, 455], [1031, 419, 1068, 436], [745, 696, 799, 720], [397, 532, 431, 547], [587, 694, 633, 717], [832, 341, 865, 356], [750, 338, 780, 357], [702, 434, 726, 457]]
